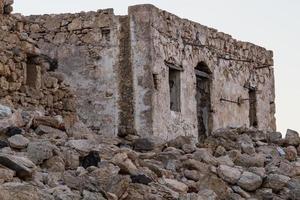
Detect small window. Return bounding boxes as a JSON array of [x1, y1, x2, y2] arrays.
[[101, 27, 110, 42], [169, 68, 181, 112]]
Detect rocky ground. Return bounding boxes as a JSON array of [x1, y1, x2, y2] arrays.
[[0, 105, 300, 200]]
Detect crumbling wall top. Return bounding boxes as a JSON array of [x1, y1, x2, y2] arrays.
[[0, 0, 13, 15]]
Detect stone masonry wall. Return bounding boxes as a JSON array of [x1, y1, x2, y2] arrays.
[[129, 5, 276, 140], [12, 4, 276, 141], [0, 6, 75, 117], [23, 10, 123, 136]]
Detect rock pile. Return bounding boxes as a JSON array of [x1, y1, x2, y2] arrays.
[[0, 109, 300, 200]]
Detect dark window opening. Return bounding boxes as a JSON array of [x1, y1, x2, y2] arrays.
[[169, 68, 181, 112], [249, 89, 258, 128], [153, 73, 159, 90], [26, 56, 41, 89], [195, 62, 212, 141], [101, 28, 110, 42]]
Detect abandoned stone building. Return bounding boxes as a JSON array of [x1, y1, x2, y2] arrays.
[[0, 2, 276, 141]]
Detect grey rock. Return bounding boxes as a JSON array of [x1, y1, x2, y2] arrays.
[[0, 104, 12, 119], [248, 167, 266, 178], [47, 185, 81, 200], [198, 189, 218, 200], [82, 190, 106, 200], [237, 171, 262, 191], [35, 125, 65, 136], [67, 139, 96, 153], [264, 174, 290, 191], [0, 111, 24, 131], [193, 148, 218, 166], [285, 129, 300, 146], [167, 135, 193, 149], [287, 177, 300, 200], [234, 152, 265, 167], [195, 174, 231, 198], [164, 178, 188, 192], [111, 152, 137, 175], [184, 169, 200, 181], [217, 165, 241, 184], [285, 146, 298, 161], [182, 143, 196, 153], [0, 153, 36, 179], [232, 186, 251, 198], [27, 141, 54, 164], [0, 182, 40, 200], [216, 155, 235, 167], [214, 145, 227, 157], [8, 134, 29, 149], [267, 132, 282, 143]]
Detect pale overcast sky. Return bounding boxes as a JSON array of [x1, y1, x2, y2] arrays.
[[14, 0, 300, 134]]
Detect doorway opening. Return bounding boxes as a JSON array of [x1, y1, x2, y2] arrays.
[[195, 62, 212, 141], [169, 67, 181, 112], [248, 89, 258, 128]]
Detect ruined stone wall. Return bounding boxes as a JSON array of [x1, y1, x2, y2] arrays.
[[23, 10, 122, 136], [0, 0, 13, 15], [129, 5, 276, 140], [0, 6, 75, 117], [12, 4, 276, 141]]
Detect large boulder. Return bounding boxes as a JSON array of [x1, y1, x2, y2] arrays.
[[111, 152, 137, 175], [217, 165, 242, 184], [0, 182, 40, 200], [35, 125, 66, 138], [234, 152, 265, 167], [0, 154, 36, 179], [264, 174, 290, 191], [195, 174, 231, 198], [0, 104, 12, 119], [237, 171, 262, 191], [193, 148, 218, 166], [167, 136, 193, 149], [27, 141, 55, 164], [285, 129, 300, 146], [0, 109, 24, 131], [7, 135, 29, 149], [164, 178, 188, 193], [285, 146, 298, 161], [66, 139, 96, 153]]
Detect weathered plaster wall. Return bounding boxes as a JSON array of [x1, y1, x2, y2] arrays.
[[23, 10, 121, 136], [129, 5, 275, 140], [128, 5, 155, 138]]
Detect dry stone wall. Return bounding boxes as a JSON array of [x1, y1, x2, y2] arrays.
[[0, 0, 13, 15], [0, 8, 75, 117], [128, 5, 276, 140], [23, 10, 122, 136]]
